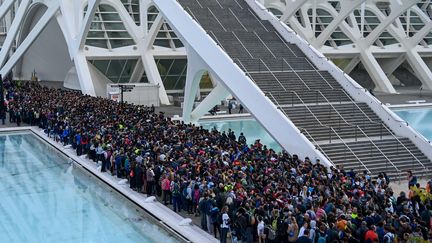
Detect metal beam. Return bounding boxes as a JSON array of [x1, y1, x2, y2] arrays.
[[0, 0, 15, 22], [0, 0, 31, 68], [75, 0, 101, 52], [0, 3, 60, 78], [314, 0, 365, 47]]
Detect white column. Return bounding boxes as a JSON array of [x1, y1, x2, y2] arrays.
[[190, 78, 230, 122], [343, 56, 361, 74], [0, 0, 15, 21], [359, 49, 397, 93], [380, 55, 406, 76], [0, 0, 30, 67], [141, 53, 170, 105], [182, 47, 207, 122], [137, 13, 170, 105], [75, 0, 101, 52], [73, 51, 96, 96], [405, 49, 432, 90]]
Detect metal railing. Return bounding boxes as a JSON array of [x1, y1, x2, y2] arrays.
[[306, 126, 372, 174], [232, 31, 255, 59], [353, 125, 403, 179], [304, 58, 335, 89], [299, 127, 336, 167], [338, 89, 429, 173]]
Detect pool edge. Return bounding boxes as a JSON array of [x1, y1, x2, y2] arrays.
[[1, 126, 217, 243]]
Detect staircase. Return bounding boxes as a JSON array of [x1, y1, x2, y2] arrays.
[[176, 0, 432, 179]]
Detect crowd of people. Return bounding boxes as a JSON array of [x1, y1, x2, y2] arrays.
[[4, 80, 432, 243]]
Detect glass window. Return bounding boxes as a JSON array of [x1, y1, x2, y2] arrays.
[[85, 4, 136, 49], [91, 59, 138, 83]]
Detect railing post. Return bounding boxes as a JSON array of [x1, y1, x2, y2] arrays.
[[380, 124, 383, 139], [329, 128, 332, 143], [355, 128, 357, 142], [316, 91, 318, 105]]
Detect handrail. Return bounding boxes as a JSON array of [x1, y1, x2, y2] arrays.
[[266, 91, 289, 117], [271, 31, 299, 58], [208, 30, 225, 50], [314, 89, 361, 130], [338, 88, 428, 172], [282, 59, 311, 90], [326, 126, 371, 174], [228, 8, 248, 31], [207, 7, 227, 31], [233, 58, 249, 74], [232, 31, 254, 59], [258, 58, 287, 92], [253, 31, 277, 59], [283, 90, 326, 127], [354, 124, 402, 177], [304, 58, 335, 89], [298, 127, 336, 167]]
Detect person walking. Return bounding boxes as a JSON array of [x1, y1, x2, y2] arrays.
[[239, 103, 244, 113]]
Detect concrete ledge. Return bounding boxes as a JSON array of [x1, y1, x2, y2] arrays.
[[0, 127, 217, 243], [387, 103, 432, 109]]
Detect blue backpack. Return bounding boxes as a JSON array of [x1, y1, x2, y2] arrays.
[[317, 232, 327, 243]]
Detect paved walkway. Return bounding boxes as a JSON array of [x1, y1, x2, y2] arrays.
[[375, 87, 432, 106]]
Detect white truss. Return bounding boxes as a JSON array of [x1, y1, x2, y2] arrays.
[[0, 0, 194, 104], [261, 0, 432, 93]]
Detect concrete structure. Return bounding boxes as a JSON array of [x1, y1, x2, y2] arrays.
[[258, 0, 432, 93], [0, 0, 194, 104], [3, 1, 432, 98]]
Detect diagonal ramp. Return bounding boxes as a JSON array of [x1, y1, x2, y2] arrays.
[[152, 0, 331, 165]]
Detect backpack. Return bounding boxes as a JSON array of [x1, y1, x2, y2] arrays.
[[266, 226, 276, 240], [276, 217, 286, 236], [172, 183, 180, 196], [383, 232, 394, 243], [272, 218, 278, 231], [248, 213, 256, 226], [317, 232, 327, 243]]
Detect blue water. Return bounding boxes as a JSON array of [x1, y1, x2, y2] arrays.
[[200, 108, 432, 151], [394, 107, 432, 141], [0, 132, 178, 243], [200, 119, 282, 151]]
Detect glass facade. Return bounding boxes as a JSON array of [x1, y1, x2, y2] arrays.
[[147, 6, 184, 48], [142, 59, 187, 89], [121, 0, 140, 25], [85, 4, 135, 49], [90, 59, 138, 83], [307, 8, 352, 47]]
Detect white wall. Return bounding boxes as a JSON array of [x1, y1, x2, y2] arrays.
[[16, 11, 72, 82]]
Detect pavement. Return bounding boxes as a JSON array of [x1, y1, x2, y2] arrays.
[[375, 86, 432, 107]]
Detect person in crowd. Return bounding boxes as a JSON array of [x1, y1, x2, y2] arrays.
[[220, 206, 230, 243]]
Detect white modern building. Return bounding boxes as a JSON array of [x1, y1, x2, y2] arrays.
[[1, 0, 432, 102], [0, 0, 216, 105], [259, 0, 432, 93]]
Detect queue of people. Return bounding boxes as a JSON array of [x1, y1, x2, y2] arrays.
[[4, 80, 432, 243]]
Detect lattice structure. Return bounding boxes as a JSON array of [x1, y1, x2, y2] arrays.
[[259, 0, 432, 93]]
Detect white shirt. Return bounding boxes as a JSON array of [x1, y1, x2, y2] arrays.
[[257, 221, 265, 235], [221, 213, 230, 228]]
